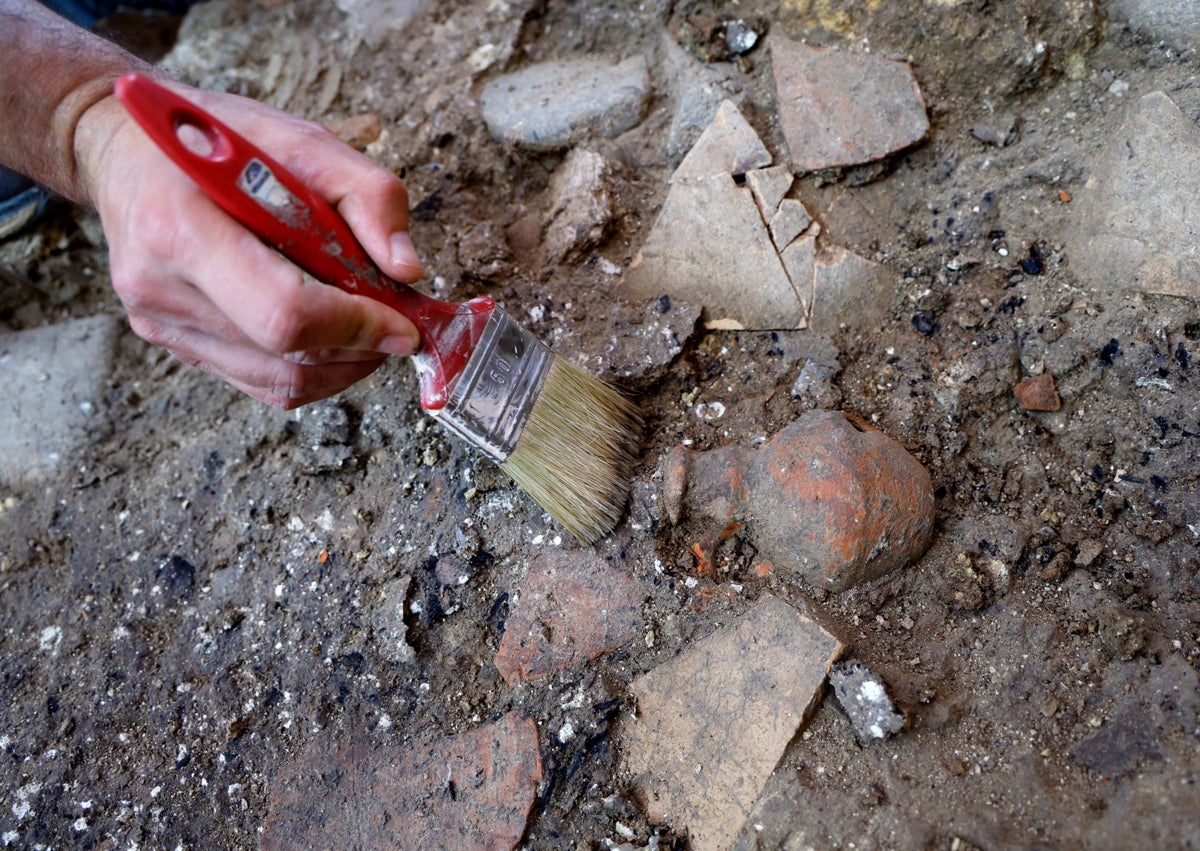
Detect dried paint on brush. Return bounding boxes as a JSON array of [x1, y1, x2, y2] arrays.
[[502, 357, 643, 544]]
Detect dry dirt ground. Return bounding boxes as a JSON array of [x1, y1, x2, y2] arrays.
[[2, 0, 1199, 848]]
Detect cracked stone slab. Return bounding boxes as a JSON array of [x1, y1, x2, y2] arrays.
[[621, 596, 843, 851], [622, 100, 892, 331], [261, 713, 542, 850], [481, 55, 650, 151], [671, 99, 771, 183], [0, 315, 120, 485], [769, 35, 929, 172], [1064, 91, 1200, 297]]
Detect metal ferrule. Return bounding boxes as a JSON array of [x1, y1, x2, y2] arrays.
[[430, 306, 553, 462]]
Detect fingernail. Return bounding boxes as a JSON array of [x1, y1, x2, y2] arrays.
[[389, 231, 423, 277], [379, 333, 419, 357]]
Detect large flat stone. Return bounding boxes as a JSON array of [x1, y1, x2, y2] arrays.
[[1064, 91, 1200, 297], [0, 315, 120, 485], [621, 596, 843, 851]]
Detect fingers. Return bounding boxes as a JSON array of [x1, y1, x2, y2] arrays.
[[263, 122, 425, 284], [130, 183, 422, 358], [131, 317, 388, 408], [97, 83, 430, 408]]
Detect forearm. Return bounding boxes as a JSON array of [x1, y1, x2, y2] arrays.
[[0, 0, 153, 204]]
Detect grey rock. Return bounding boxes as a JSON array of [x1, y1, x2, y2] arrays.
[[1065, 91, 1200, 297], [0, 315, 119, 484], [541, 149, 616, 263], [661, 34, 739, 162], [1071, 704, 1162, 778], [296, 399, 356, 474], [600, 296, 703, 382], [791, 357, 842, 409], [829, 660, 907, 741], [1113, 0, 1200, 51], [371, 575, 416, 664], [481, 55, 650, 151]]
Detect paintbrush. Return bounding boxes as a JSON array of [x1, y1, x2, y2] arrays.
[[114, 73, 641, 544]]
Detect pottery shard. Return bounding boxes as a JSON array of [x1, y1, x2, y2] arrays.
[[1014, 372, 1061, 411], [494, 550, 646, 684], [621, 596, 843, 851], [769, 35, 929, 172], [664, 410, 935, 591], [261, 713, 542, 850]]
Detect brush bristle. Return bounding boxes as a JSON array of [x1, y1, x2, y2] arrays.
[[501, 356, 643, 544]]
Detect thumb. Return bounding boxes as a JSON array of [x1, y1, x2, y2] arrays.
[[332, 170, 425, 284]]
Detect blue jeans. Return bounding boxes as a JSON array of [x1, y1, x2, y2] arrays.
[[39, 0, 201, 27]]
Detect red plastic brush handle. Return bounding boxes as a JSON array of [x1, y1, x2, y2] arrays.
[[112, 72, 493, 410]]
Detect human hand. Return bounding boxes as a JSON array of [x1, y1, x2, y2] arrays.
[[74, 79, 424, 408]]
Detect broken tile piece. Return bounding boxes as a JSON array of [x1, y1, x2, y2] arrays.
[[769, 198, 813, 249], [809, 244, 891, 334], [665, 411, 935, 591], [623, 169, 805, 329], [622, 596, 842, 851], [495, 551, 646, 684], [672, 99, 771, 182], [622, 99, 893, 333], [261, 713, 542, 850], [746, 164, 794, 220], [829, 660, 907, 741], [1014, 372, 1062, 411], [622, 101, 804, 329], [770, 35, 929, 172], [481, 55, 650, 151]]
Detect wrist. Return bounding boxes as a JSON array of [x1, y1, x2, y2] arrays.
[[72, 87, 131, 209]]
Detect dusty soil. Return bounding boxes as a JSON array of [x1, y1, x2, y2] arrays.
[[2, 0, 1198, 848]]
